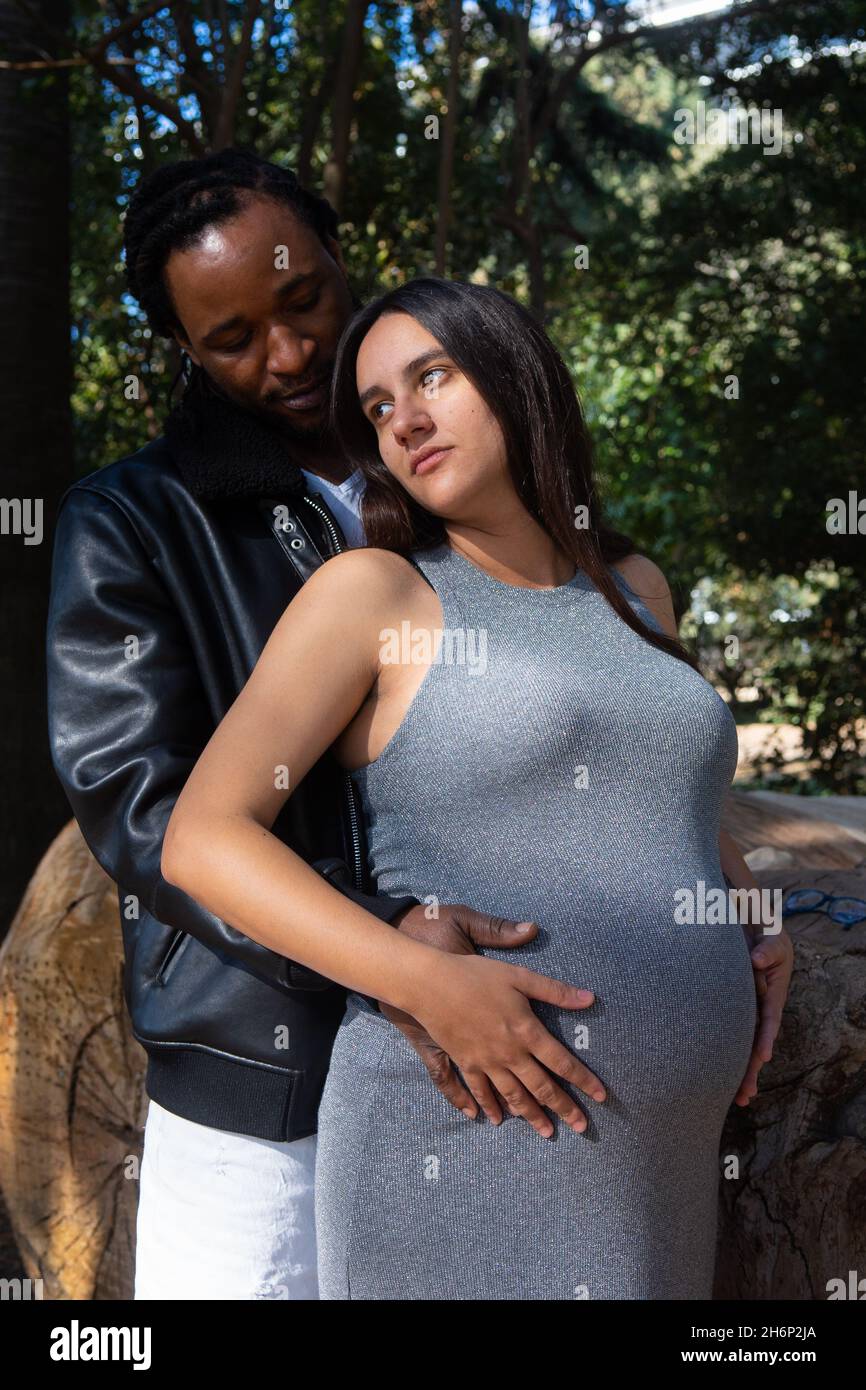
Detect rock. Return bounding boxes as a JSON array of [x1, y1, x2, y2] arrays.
[[744, 846, 797, 872]]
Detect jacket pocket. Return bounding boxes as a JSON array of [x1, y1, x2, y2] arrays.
[[156, 929, 187, 984]]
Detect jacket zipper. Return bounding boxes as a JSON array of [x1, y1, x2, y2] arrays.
[[298, 492, 365, 894]]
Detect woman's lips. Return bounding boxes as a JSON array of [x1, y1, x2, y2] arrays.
[[413, 446, 453, 476]]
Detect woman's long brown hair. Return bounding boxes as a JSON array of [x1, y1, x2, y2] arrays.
[[329, 276, 699, 672]]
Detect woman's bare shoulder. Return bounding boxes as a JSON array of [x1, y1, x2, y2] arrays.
[[610, 551, 669, 595], [307, 546, 427, 601], [609, 552, 678, 639], [314, 545, 422, 578]]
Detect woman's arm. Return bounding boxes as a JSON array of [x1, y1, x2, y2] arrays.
[[162, 546, 605, 1135], [718, 828, 765, 948], [719, 824, 794, 1105], [162, 544, 611, 1137], [161, 547, 439, 1013]]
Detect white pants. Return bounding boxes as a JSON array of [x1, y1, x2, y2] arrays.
[[134, 1099, 319, 1300]]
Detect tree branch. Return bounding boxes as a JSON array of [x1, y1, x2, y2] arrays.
[[530, 0, 789, 150], [91, 0, 173, 61], [174, 2, 221, 135], [9, 0, 207, 154], [91, 50, 206, 153], [213, 0, 260, 149], [217, 0, 231, 76], [0, 56, 138, 69]]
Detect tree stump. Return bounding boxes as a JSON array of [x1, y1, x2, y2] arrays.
[[723, 789, 866, 870], [0, 793, 864, 1300], [0, 820, 146, 1300], [714, 794, 866, 1298]]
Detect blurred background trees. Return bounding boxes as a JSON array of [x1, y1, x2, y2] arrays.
[[1, 2, 863, 935]]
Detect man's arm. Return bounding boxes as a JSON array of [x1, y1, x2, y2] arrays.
[[45, 485, 414, 994]]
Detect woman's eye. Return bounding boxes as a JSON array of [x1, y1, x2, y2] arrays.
[[420, 366, 447, 394], [367, 367, 449, 421]]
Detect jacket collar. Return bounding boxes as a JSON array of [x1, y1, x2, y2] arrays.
[[164, 372, 309, 503]]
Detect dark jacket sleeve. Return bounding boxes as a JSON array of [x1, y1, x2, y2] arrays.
[[45, 485, 417, 996]]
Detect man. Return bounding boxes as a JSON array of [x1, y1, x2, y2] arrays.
[[45, 148, 557, 1300]]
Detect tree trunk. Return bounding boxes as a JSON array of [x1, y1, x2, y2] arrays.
[[0, 0, 73, 938], [212, 0, 261, 152], [512, 2, 546, 319], [434, 0, 462, 275], [321, 0, 369, 213]]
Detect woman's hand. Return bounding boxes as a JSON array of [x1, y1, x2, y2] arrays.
[[717, 828, 795, 1108], [734, 925, 794, 1106], [379, 903, 546, 1124], [402, 951, 605, 1139]]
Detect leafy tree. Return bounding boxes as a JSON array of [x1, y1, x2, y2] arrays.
[[5, 0, 861, 793]]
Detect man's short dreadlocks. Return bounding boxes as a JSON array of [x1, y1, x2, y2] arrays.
[[122, 147, 340, 340]]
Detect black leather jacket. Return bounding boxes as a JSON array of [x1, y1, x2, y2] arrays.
[[45, 383, 417, 1141]]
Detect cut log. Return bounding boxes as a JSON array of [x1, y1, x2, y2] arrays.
[[723, 789, 866, 870], [1, 792, 864, 1301], [0, 820, 146, 1300], [715, 862, 866, 1298], [718, 792, 866, 1296]]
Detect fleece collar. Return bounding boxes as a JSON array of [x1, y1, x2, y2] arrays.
[[164, 376, 309, 502]]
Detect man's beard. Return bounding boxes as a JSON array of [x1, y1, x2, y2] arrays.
[[193, 362, 336, 449], [255, 392, 336, 450], [272, 414, 335, 449]]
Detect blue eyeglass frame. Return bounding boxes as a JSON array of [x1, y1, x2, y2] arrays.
[[782, 888, 866, 930]]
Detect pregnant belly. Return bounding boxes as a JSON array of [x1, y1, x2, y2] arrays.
[[468, 884, 758, 1110]]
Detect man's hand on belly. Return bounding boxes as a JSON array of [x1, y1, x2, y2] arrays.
[[381, 904, 534, 1119], [381, 903, 601, 1138]]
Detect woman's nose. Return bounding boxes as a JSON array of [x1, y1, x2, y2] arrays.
[[390, 399, 433, 447]]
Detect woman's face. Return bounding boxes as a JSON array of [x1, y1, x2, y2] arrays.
[[354, 311, 514, 521]]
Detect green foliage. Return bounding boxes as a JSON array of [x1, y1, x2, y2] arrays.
[[66, 0, 865, 790], [683, 566, 865, 794]]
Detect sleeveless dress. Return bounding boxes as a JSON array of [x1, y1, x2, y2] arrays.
[[314, 541, 757, 1301]]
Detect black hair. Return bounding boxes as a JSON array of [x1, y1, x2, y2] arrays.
[[330, 276, 698, 671], [123, 146, 340, 339]]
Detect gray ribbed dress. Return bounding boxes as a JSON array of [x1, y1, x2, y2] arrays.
[[314, 541, 756, 1300]]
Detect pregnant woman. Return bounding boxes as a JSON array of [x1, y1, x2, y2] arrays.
[[163, 277, 786, 1300]]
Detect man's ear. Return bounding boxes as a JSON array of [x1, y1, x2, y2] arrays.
[[173, 330, 201, 368]]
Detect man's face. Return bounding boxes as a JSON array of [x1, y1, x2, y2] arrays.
[[164, 193, 355, 439]]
